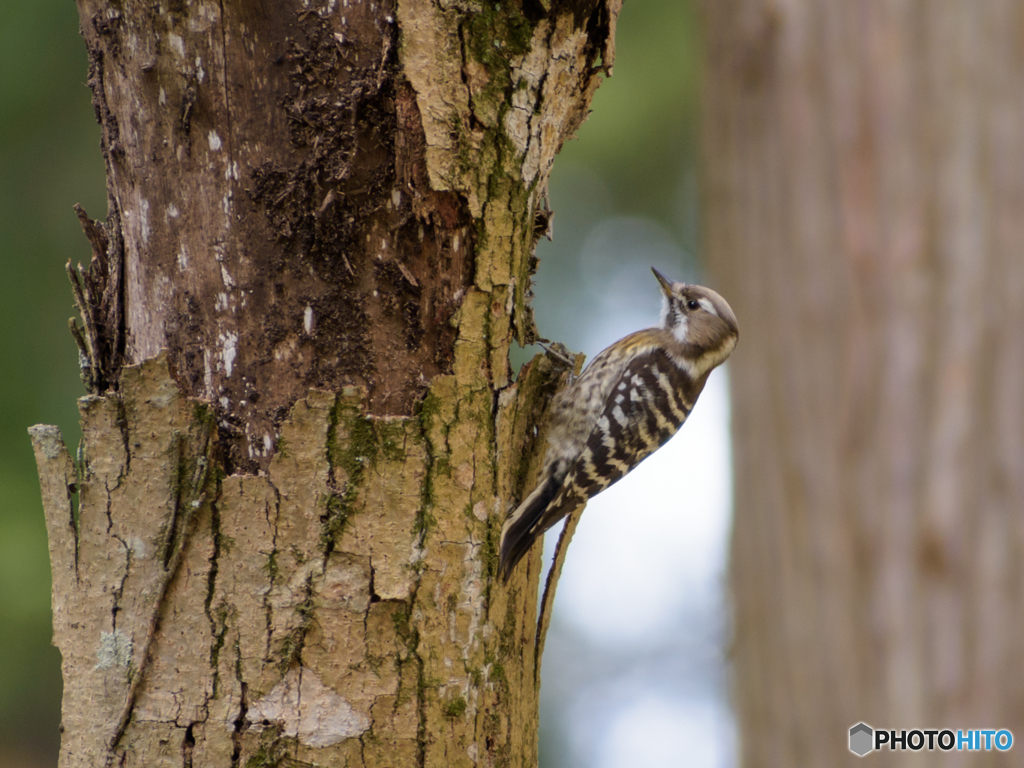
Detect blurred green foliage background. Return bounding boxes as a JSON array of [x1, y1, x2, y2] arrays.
[[0, 2, 698, 765], [1, 1, 106, 765]]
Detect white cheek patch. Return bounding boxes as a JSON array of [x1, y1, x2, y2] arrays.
[[672, 315, 689, 343], [698, 298, 718, 316]]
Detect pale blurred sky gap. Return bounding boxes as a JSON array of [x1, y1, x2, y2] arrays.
[[524, 194, 737, 767]]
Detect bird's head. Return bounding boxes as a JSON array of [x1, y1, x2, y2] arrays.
[[653, 267, 738, 373]]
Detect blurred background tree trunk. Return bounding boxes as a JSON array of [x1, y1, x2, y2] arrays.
[[703, 2, 1024, 765], [30, 1, 621, 765]]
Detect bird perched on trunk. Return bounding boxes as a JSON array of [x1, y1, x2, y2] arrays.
[[499, 268, 738, 582]]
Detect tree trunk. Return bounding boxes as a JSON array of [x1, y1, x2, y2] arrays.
[[31, 1, 621, 765], [703, 2, 1024, 766]]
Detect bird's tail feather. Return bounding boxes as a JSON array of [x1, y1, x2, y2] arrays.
[[499, 474, 561, 582]]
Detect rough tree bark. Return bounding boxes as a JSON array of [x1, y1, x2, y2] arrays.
[[703, 2, 1024, 766], [30, 1, 621, 766]]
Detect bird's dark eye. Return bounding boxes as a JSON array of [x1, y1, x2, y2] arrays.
[[686, 299, 700, 311]]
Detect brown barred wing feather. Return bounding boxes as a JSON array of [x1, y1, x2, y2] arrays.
[[498, 348, 699, 581], [554, 347, 696, 505]]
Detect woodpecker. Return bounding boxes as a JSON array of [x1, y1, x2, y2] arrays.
[[499, 268, 738, 582]]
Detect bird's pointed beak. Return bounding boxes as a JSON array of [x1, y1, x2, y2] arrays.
[[652, 267, 675, 298]]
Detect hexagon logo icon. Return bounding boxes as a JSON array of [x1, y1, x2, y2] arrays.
[[849, 723, 874, 757]]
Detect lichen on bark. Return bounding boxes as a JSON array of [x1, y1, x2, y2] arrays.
[[33, 344, 570, 766], [38, 0, 621, 765]]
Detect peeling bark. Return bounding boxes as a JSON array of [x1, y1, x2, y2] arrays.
[[36, 1, 620, 766], [69, 0, 616, 472], [34, 350, 573, 767]]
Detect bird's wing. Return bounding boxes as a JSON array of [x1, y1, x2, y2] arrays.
[[539, 347, 697, 529], [498, 346, 703, 582]]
